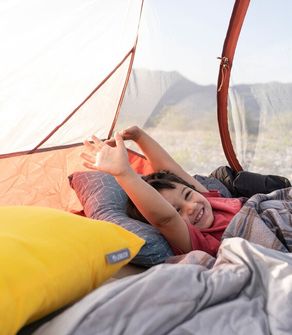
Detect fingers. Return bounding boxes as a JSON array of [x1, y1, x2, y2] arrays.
[[114, 132, 128, 156], [104, 138, 116, 147], [83, 133, 126, 153], [92, 135, 104, 147], [80, 152, 96, 164], [114, 132, 125, 147], [105, 131, 126, 144], [82, 161, 98, 170], [83, 135, 104, 153], [120, 129, 130, 139], [104, 129, 131, 144], [83, 140, 97, 154], [83, 140, 92, 148], [91, 135, 105, 151]]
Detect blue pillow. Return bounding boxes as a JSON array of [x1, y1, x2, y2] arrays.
[[194, 174, 232, 198], [69, 171, 174, 267], [69, 171, 231, 267]]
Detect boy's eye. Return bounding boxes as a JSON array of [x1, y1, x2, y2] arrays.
[[185, 191, 191, 200]]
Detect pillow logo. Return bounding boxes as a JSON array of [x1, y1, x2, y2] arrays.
[[106, 248, 131, 264]]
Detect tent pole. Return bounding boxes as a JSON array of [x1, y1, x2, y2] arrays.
[[217, 0, 250, 172], [107, 0, 145, 139]]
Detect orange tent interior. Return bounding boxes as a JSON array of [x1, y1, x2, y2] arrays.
[[2, 1, 292, 334], [1, 0, 291, 211]]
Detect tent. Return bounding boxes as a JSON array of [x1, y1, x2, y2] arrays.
[[1, 2, 292, 334], [0, 0, 291, 211]]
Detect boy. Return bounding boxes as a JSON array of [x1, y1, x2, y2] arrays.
[[81, 126, 242, 256]]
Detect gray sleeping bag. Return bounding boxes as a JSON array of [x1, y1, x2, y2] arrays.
[[33, 238, 292, 335]]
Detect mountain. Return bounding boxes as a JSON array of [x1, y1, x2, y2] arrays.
[[121, 69, 292, 136], [120, 69, 217, 131], [230, 82, 292, 134], [120, 69, 292, 178]]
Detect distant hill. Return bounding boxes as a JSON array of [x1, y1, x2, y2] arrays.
[[120, 69, 217, 130], [120, 69, 292, 136], [229, 82, 292, 134], [119, 69, 292, 178]]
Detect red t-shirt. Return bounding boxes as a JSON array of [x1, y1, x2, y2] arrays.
[[173, 191, 243, 257]]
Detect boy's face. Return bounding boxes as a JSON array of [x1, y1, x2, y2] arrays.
[[159, 183, 214, 230]]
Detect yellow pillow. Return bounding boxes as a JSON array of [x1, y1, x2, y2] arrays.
[[0, 206, 145, 335]]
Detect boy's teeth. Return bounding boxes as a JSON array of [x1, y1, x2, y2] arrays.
[[194, 208, 203, 222]]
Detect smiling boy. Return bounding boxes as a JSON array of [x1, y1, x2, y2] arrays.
[[81, 126, 243, 256]]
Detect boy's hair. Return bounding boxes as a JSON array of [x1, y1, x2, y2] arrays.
[[126, 170, 197, 223]]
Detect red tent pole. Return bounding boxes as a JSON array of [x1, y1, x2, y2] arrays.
[[107, 0, 144, 139], [217, 0, 250, 172]]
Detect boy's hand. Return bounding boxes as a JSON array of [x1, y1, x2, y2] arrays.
[[81, 133, 131, 177], [105, 126, 142, 147]]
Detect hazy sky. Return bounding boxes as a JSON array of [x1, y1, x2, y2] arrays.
[[134, 0, 292, 85]]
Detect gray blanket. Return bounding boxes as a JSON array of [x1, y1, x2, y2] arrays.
[[222, 187, 292, 251], [33, 188, 292, 335], [34, 238, 292, 335]]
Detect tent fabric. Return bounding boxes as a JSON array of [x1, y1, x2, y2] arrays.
[[0, 146, 84, 210], [127, 151, 154, 176], [0, 0, 143, 155], [0, 147, 152, 210], [221, 1, 292, 180], [0, 0, 144, 208], [1, 0, 290, 209]]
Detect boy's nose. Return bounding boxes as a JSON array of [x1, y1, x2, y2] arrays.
[[185, 202, 197, 215]]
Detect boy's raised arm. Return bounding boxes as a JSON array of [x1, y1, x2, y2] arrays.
[[81, 133, 192, 253], [120, 126, 208, 193]]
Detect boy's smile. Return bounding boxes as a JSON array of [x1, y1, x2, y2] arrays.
[[160, 183, 214, 229]]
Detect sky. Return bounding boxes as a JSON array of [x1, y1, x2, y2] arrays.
[[134, 0, 292, 85]]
